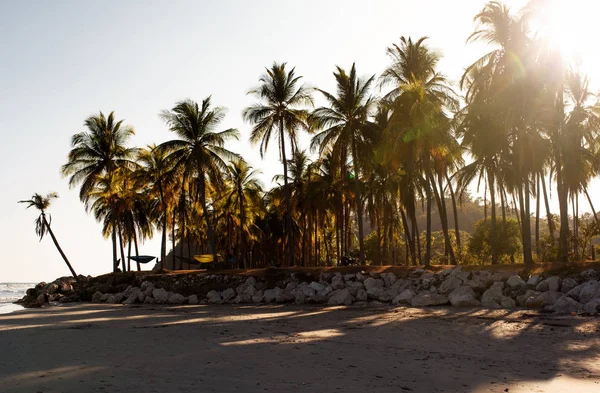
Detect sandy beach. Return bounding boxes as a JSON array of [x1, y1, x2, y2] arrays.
[[0, 303, 598, 393]]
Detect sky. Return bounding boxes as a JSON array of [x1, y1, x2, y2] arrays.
[[1, 0, 599, 282]]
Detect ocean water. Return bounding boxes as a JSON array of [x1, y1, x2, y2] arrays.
[[0, 282, 35, 314]]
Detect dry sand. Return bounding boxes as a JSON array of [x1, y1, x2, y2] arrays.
[[0, 303, 599, 393]]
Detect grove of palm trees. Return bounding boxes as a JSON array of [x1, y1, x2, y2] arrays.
[[53, 1, 600, 275]]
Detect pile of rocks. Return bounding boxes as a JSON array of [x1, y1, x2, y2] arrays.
[[16, 276, 87, 307], [83, 267, 600, 315]]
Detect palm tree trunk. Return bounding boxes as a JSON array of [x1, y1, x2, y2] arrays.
[[446, 172, 461, 250], [584, 187, 600, 224], [488, 170, 498, 265], [41, 214, 78, 281], [430, 172, 456, 265], [535, 174, 541, 256], [351, 140, 365, 264], [158, 182, 167, 269], [133, 231, 140, 271], [279, 119, 294, 267], [540, 173, 555, 239], [425, 183, 432, 267], [519, 179, 534, 268], [118, 223, 127, 273], [199, 174, 218, 264], [127, 239, 132, 272], [171, 209, 176, 270]]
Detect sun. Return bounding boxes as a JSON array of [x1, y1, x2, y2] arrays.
[[536, 0, 596, 60]]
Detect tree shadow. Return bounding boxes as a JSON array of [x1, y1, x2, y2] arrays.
[[0, 303, 599, 392]]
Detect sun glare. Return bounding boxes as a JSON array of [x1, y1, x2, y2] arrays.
[[541, 0, 596, 60]]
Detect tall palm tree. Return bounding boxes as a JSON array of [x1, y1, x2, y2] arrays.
[[243, 62, 313, 266], [137, 144, 173, 267], [310, 63, 377, 264], [19, 193, 79, 281], [220, 159, 263, 268], [62, 111, 137, 272], [160, 97, 239, 264]]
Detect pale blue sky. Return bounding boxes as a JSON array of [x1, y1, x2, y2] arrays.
[[2, 0, 598, 282]]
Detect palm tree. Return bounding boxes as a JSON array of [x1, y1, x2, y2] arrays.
[[220, 159, 263, 268], [62, 111, 137, 272], [310, 63, 377, 264], [19, 193, 79, 281], [137, 144, 173, 268], [243, 62, 313, 266], [160, 97, 239, 264]]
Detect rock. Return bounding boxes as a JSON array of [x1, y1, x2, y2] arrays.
[[448, 286, 480, 307], [552, 296, 581, 314], [506, 275, 527, 289], [252, 290, 264, 303], [382, 273, 397, 287], [140, 281, 154, 291], [152, 288, 169, 304], [583, 298, 600, 315], [536, 276, 561, 292], [517, 290, 540, 307], [356, 272, 367, 282], [207, 290, 222, 304], [295, 291, 306, 304], [580, 269, 598, 281], [235, 283, 257, 303], [123, 288, 142, 304], [411, 292, 449, 307], [221, 288, 236, 302], [36, 293, 48, 306], [327, 289, 353, 306], [411, 268, 425, 278], [188, 295, 199, 304], [392, 289, 415, 305], [567, 281, 589, 300], [344, 281, 364, 296], [91, 291, 103, 303], [309, 282, 326, 293], [45, 283, 59, 294], [275, 287, 294, 302], [143, 296, 156, 304], [344, 274, 356, 282], [168, 293, 186, 304], [100, 293, 111, 302], [330, 274, 345, 290], [368, 272, 381, 278], [105, 295, 118, 304], [420, 272, 437, 289], [113, 293, 125, 303], [244, 277, 257, 286], [465, 271, 492, 291], [448, 266, 470, 282], [526, 291, 562, 309], [355, 289, 368, 302], [481, 282, 514, 309], [263, 289, 276, 303], [378, 290, 394, 302], [527, 275, 541, 287], [366, 286, 384, 300], [561, 278, 578, 293], [439, 276, 463, 295], [390, 279, 410, 295], [579, 281, 600, 303], [59, 281, 73, 293], [320, 272, 333, 283], [364, 278, 384, 292]]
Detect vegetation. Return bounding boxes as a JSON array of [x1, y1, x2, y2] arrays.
[[19, 193, 79, 281], [19, 1, 600, 273]]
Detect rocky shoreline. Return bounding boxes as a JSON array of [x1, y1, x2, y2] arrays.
[[16, 266, 600, 315]]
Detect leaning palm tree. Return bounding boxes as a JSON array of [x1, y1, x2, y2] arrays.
[[160, 97, 239, 264], [19, 193, 79, 281], [62, 111, 137, 271], [243, 62, 313, 266], [309, 63, 377, 264]]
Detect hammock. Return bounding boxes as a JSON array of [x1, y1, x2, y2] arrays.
[[174, 255, 205, 265], [193, 254, 217, 264], [128, 255, 157, 264]]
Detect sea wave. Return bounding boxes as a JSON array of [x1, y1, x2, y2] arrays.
[[0, 283, 36, 304]]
